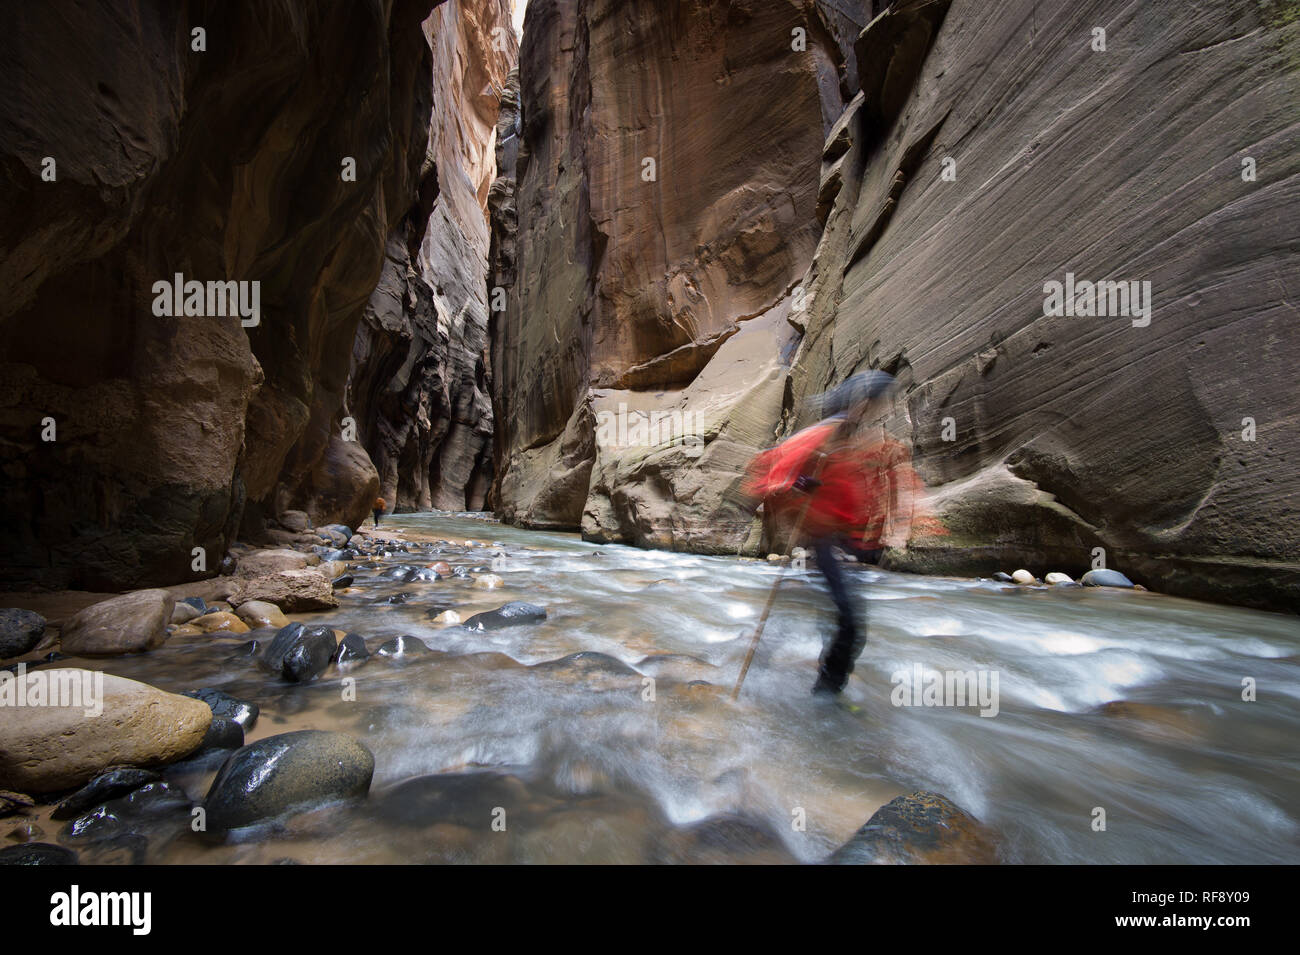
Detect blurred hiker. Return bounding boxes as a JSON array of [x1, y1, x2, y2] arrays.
[[373, 497, 386, 527], [742, 371, 927, 695]]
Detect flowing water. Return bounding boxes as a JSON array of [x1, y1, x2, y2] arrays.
[[63, 512, 1300, 864]]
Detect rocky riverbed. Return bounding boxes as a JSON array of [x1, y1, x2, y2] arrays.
[[2, 511, 1298, 864]]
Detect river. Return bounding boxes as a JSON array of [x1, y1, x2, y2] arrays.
[[86, 511, 1300, 864]]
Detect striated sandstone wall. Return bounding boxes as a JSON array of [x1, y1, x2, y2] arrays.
[[491, 0, 1300, 610]]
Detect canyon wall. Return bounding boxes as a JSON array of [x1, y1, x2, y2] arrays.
[[348, 0, 517, 513], [0, 0, 440, 590], [490, 0, 1300, 610], [489, 0, 862, 551]]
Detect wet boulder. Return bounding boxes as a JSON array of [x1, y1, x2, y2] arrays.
[[233, 600, 289, 630], [829, 791, 998, 864], [197, 716, 245, 753], [462, 602, 547, 632], [649, 813, 797, 864], [333, 633, 370, 668], [190, 611, 250, 634], [0, 842, 78, 865], [1080, 569, 1135, 589], [0, 609, 45, 660], [376, 635, 432, 661], [51, 767, 161, 820], [182, 688, 260, 732], [201, 731, 374, 834], [261, 623, 336, 683]]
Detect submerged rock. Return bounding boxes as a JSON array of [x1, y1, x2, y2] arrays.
[[472, 573, 504, 590], [262, 623, 336, 683], [182, 688, 260, 732], [829, 791, 998, 864], [991, 572, 1014, 583], [191, 611, 251, 634], [170, 602, 203, 625], [461, 601, 547, 632], [202, 731, 375, 834], [198, 716, 245, 753], [333, 633, 370, 668], [51, 767, 161, 820], [234, 600, 289, 629], [0, 609, 45, 660], [0, 790, 36, 817], [60, 590, 174, 656], [0, 842, 78, 865], [649, 813, 796, 865], [376, 635, 432, 661], [1081, 569, 1136, 589]]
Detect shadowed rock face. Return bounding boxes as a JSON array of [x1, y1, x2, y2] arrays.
[[347, 0, 517, 514], [490, 0, 1300, 610], [0, 0, 441, 590]]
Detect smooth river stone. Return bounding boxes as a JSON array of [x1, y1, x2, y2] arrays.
[[461, 602, 547, 632], [0, 670, 210, 793], [201, 731, 375, 833]]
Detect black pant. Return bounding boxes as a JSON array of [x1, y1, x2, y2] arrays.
[[373, 509, 381, 527], [813, 539, 879, 692]]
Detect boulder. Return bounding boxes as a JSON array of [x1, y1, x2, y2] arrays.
[[181, 688, 259, 733], [461, 602, 547, 632], [1044, 572, 1074, 585], [59, 590, 174, 656], [1011, 569, 1037, 585], [229, 570, 338, 612], [190, 611, 250, 634], [0, 609, 46, 660], [829, 791, 998, 864], [1081, 569, 1136, 589], [333, 633, 370, 668], [51, 767, 161, 820], [0, 843, 78, 865], [202, 731, 375, 833], [236, 549, 312, 577], [375, 635, 432, 661], [233, 600, 289, 630], [261, 623, 337, 683], [279, 510, 312, 533], [170, 602, 203, 625], [0, 670, 210, 792]]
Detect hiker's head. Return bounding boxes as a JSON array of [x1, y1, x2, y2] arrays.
[[816, 370, 896, 423]]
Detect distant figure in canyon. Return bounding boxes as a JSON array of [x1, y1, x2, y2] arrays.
[[743, 372, 928, 695], [373, 497, 386, 527]]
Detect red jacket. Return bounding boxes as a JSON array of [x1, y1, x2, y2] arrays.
[[743, 419, 929, 546]]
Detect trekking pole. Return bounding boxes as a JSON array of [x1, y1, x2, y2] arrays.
[[729, 483, 820, 701]]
